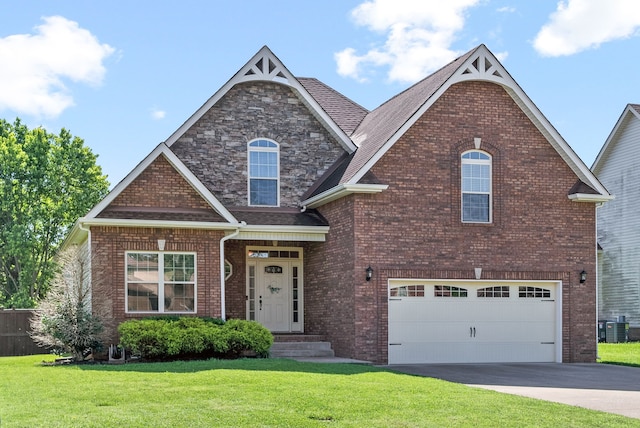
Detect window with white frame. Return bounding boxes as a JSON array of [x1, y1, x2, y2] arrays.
[[461, 150, 492, 223], [248, 139, 279, 206], [126, 252, 196, 313]]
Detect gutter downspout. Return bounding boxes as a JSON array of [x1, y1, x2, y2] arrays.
[[595, 203, 602, 360], [220, 222, 245, 320], [78, 220, 93, 311]]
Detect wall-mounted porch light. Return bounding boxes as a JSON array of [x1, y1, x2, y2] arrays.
[[365, 266, 373, 282], [579, 270, 587, 284]]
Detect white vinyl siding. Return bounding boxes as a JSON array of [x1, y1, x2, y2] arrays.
[[596, 114, 640, 327]]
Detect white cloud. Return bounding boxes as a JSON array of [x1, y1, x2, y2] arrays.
[[534, 0, 640, 57], [335, 0, 480, 83], [151, 108, 166, 120], [0, 16, 115, 118], [496, 6, 516, 14]]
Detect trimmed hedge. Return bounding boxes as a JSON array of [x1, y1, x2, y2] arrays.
[[118, 317, 273, 360]]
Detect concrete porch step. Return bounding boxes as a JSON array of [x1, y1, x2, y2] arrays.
[[272, 334, 326, 342], [270, 341, 335, 358]]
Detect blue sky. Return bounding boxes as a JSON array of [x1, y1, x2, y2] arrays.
[[2, 1, 640, 188]]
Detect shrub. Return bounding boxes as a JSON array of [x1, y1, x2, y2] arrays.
[[30, 245, 106, 360], [224, 319, 274, 358], [118, 317, 272, 360]]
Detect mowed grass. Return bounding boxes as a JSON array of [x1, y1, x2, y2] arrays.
[[599, 341, 640, 367], [2, 355, 640, 427]]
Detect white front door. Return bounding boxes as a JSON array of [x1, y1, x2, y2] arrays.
[[246, 248, 303, 333], [257, 261, 290, 331]]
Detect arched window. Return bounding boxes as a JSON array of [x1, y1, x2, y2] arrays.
[[248, 139, 279, 206], [461, 150, 492, 223]]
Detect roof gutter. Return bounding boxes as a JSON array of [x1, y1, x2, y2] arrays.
[[567, 194, 615, 203], [78, 217, 245, 230], [301, 184, 388, 208]]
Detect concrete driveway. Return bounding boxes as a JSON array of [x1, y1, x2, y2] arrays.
[[387, 363, 640, 419]]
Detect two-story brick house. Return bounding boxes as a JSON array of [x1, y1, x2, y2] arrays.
[[67, 44, 611, 364]]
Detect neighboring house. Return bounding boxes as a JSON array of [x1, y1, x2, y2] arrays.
[[66, 44, 611, 364], [592, 104, 640, 340]]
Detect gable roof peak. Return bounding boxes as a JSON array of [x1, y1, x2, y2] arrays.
[[592, 103, 640, 172], [237, 45, 292, 85], [84, 143, 238, 223], [326, 43, 609, 202], [163, 45, 357, 153]]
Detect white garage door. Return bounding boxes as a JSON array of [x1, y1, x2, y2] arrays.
[[388, 280, 560, 364]]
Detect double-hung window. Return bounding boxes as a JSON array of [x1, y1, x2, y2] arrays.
[[248, 139, 279, 206], [126, 252, 196, 313], [461, 150, 492, 223]]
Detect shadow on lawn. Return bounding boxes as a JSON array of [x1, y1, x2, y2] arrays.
[[76, 357, 387, 375]]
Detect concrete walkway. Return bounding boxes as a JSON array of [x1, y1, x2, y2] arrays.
[[386, 363, 640, 419]]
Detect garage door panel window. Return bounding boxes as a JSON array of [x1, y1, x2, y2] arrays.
[[390, 285, 425, 297], [519, 286, 551, 298], [434, 285, 468, 297], [477, 286, 509, 298]]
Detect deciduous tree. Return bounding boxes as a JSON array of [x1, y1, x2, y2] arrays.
[[0, 119, 109, 307]]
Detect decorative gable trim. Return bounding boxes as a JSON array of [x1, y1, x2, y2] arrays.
[[85, 143, 239, 224], [240, 49, 290, 83], [163, 46, 357, 154], [452, 48, 508, 85], [346, 44, 610, 201], [592, 103, 640, 174]]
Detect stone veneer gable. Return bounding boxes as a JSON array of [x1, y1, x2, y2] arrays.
[[170, 81, 348, 208]]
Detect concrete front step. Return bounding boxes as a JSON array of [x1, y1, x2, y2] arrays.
[[270, 341, 335, 358], [272, 334, 326, 342]]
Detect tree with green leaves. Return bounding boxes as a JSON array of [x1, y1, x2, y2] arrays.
[[0, 118, 109, 308]]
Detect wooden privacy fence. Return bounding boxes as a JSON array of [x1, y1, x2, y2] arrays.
[[0, 309, 45, 356]]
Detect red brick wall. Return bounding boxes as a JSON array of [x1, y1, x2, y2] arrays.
[[308, 197, 358, 358], [91, 226, 224, 345], [318, 81, 597, 363], [106, 155, 217, 213]]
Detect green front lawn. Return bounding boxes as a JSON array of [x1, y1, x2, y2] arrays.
[[599, 341, 640, 367], [1, 355, 638, 427]]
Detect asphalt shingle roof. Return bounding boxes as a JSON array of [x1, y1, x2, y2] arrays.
[[340, 47, 477, 184], [298, 77, 369, 136]]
